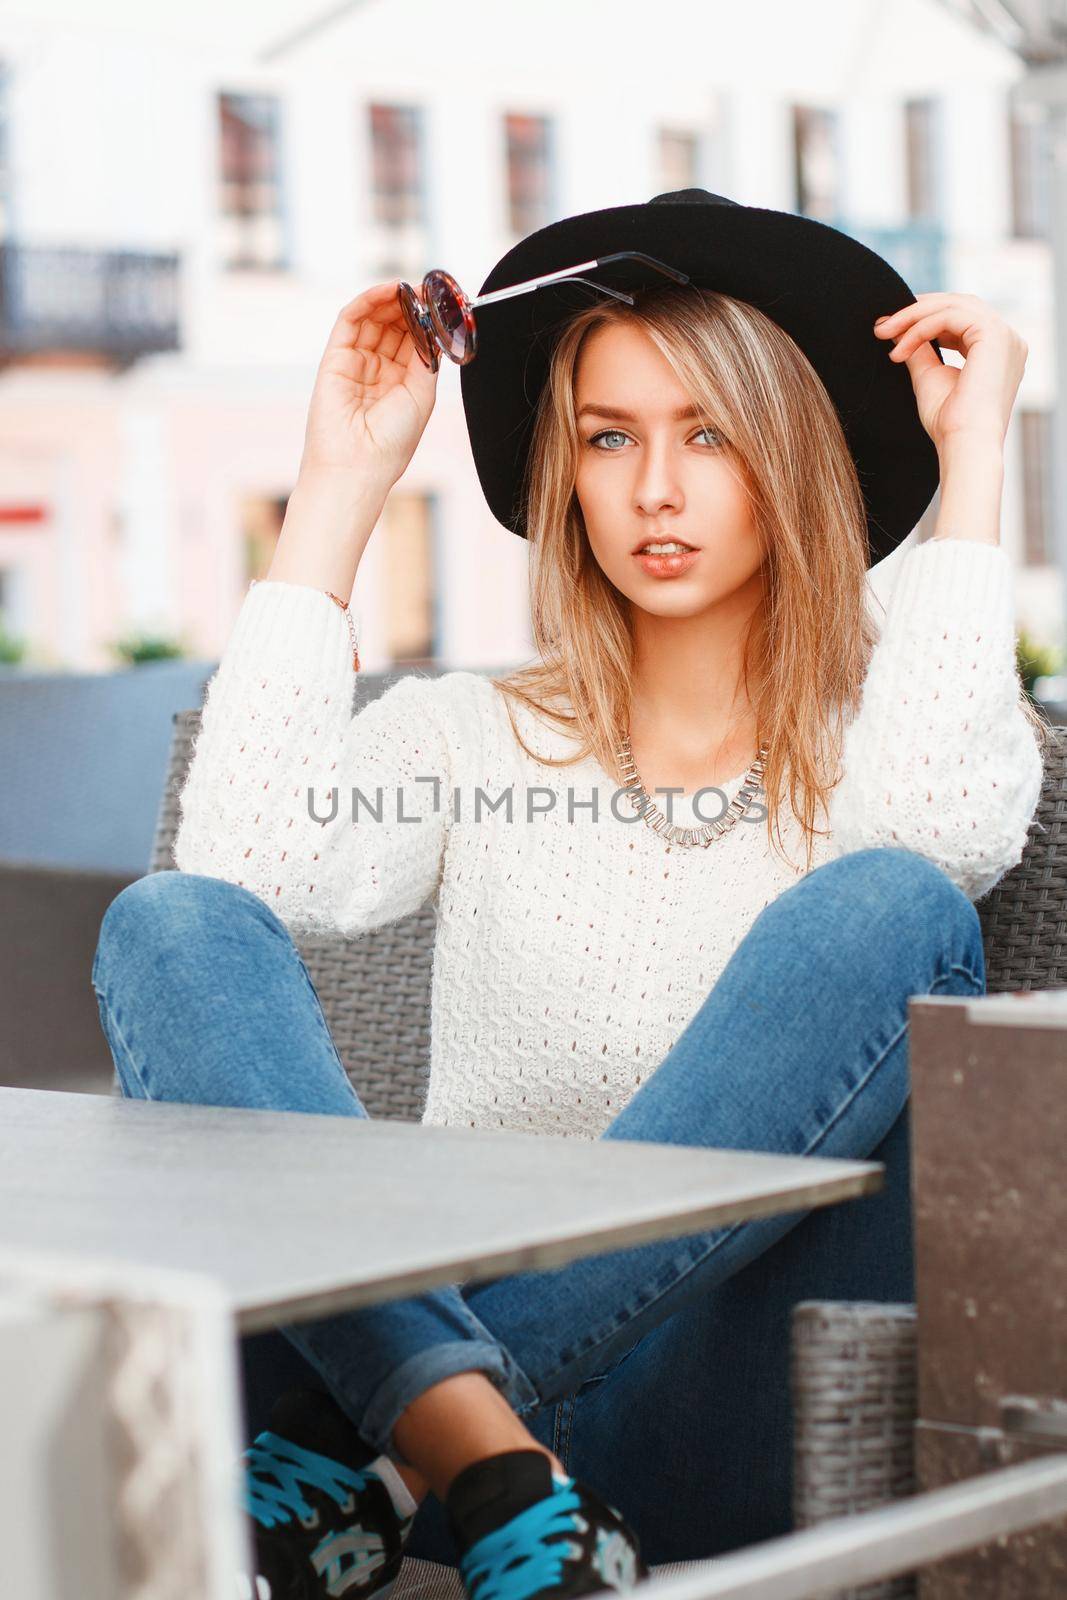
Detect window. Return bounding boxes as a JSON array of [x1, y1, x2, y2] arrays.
[[504, 113, 554, 237], [792, 105, 840, 222], [1009, 103, 1051, 241], [704, 92, 731, 192], [0, 61, 10, 242], [369, 104, 425, 228], [1020, 409, 1053, 566], [241, 493, 289, 585], [658, 128, 700, 193], [382, 491, 439, 664], [904, 98, 942, 221], [366, 103, 427, 278], [0, 564, 26, 646], [218, 92, 287, 270]]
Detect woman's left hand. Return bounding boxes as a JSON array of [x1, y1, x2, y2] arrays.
[[873, 291, 1028, 457]]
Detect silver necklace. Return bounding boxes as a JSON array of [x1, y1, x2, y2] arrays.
[[616, 734, 769, 851]]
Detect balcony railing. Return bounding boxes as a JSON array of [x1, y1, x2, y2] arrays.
[[829, 216, 946, 294], [0, 243, 181, 366]]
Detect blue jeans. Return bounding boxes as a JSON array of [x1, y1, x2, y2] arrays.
[[91, 846, 985, 1567]]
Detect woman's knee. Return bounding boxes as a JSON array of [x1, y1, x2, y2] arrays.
[[92, 871, 279, 990], [782, 845, 983, 979]]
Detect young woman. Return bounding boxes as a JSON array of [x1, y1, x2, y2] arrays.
[[92, 190, 1049, 1600]]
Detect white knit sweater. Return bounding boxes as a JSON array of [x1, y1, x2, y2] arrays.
[[173, 537, 1044, 1140]]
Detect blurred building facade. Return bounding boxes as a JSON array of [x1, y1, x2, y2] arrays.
[[0, 0, 1058, 672]]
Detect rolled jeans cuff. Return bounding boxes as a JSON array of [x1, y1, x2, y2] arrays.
[[360, 1337, 541, 1467]]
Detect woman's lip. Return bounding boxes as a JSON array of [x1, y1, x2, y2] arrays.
[[633, 548, 701, 576]]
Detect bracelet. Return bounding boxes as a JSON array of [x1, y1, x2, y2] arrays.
[[249, 577, 361, 672], [325, 590, 362, 672]]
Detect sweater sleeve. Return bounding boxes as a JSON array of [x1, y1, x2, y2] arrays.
[[171, 579, 455, 940], [825, 537, 1044, 902]]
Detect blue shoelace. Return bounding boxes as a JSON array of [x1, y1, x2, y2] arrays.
[[459, 1478, 588, 1600], [243, 1429, 375, 1530]]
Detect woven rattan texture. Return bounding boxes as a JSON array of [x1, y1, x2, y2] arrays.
[[975, 726, 1067, 991], [793, 1302, 919, 1599]]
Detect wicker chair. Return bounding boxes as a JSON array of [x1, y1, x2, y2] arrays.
[[142, 683, 1067, 1600]]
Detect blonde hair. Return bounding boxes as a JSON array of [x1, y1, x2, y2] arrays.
[[490, 284, 1052, 872]]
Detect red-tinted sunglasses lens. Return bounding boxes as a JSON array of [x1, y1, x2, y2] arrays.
[[423, 269, 477, 365], [397, 281, 439, 371]]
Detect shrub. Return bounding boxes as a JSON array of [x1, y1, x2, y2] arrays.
[[111, 631, 187, 666]]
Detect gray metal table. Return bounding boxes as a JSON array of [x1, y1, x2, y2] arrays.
[[0, 1083, 888, 1598], [0, 1085, 883, 1331], [5, 1082, 1067, 1598]]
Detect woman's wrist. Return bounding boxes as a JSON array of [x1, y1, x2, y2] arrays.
[[932, 431, 1004, 547], [266, 466, 393, 596]]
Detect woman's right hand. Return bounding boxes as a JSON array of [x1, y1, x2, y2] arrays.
[[297, 280, 440, 492]]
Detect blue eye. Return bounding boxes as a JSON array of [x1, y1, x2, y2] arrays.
[[586, 426, 723, 451], [588, 429, 628, 451]]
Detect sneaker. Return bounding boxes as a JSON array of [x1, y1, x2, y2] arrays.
[[446, 1449, 648, 1599], [236, 1386, 418, 1600]]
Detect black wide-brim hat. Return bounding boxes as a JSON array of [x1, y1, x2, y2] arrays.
[[459, 188, 944, 568]]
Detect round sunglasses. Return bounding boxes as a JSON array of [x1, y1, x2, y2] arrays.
[[397, 251, 690, 372]]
